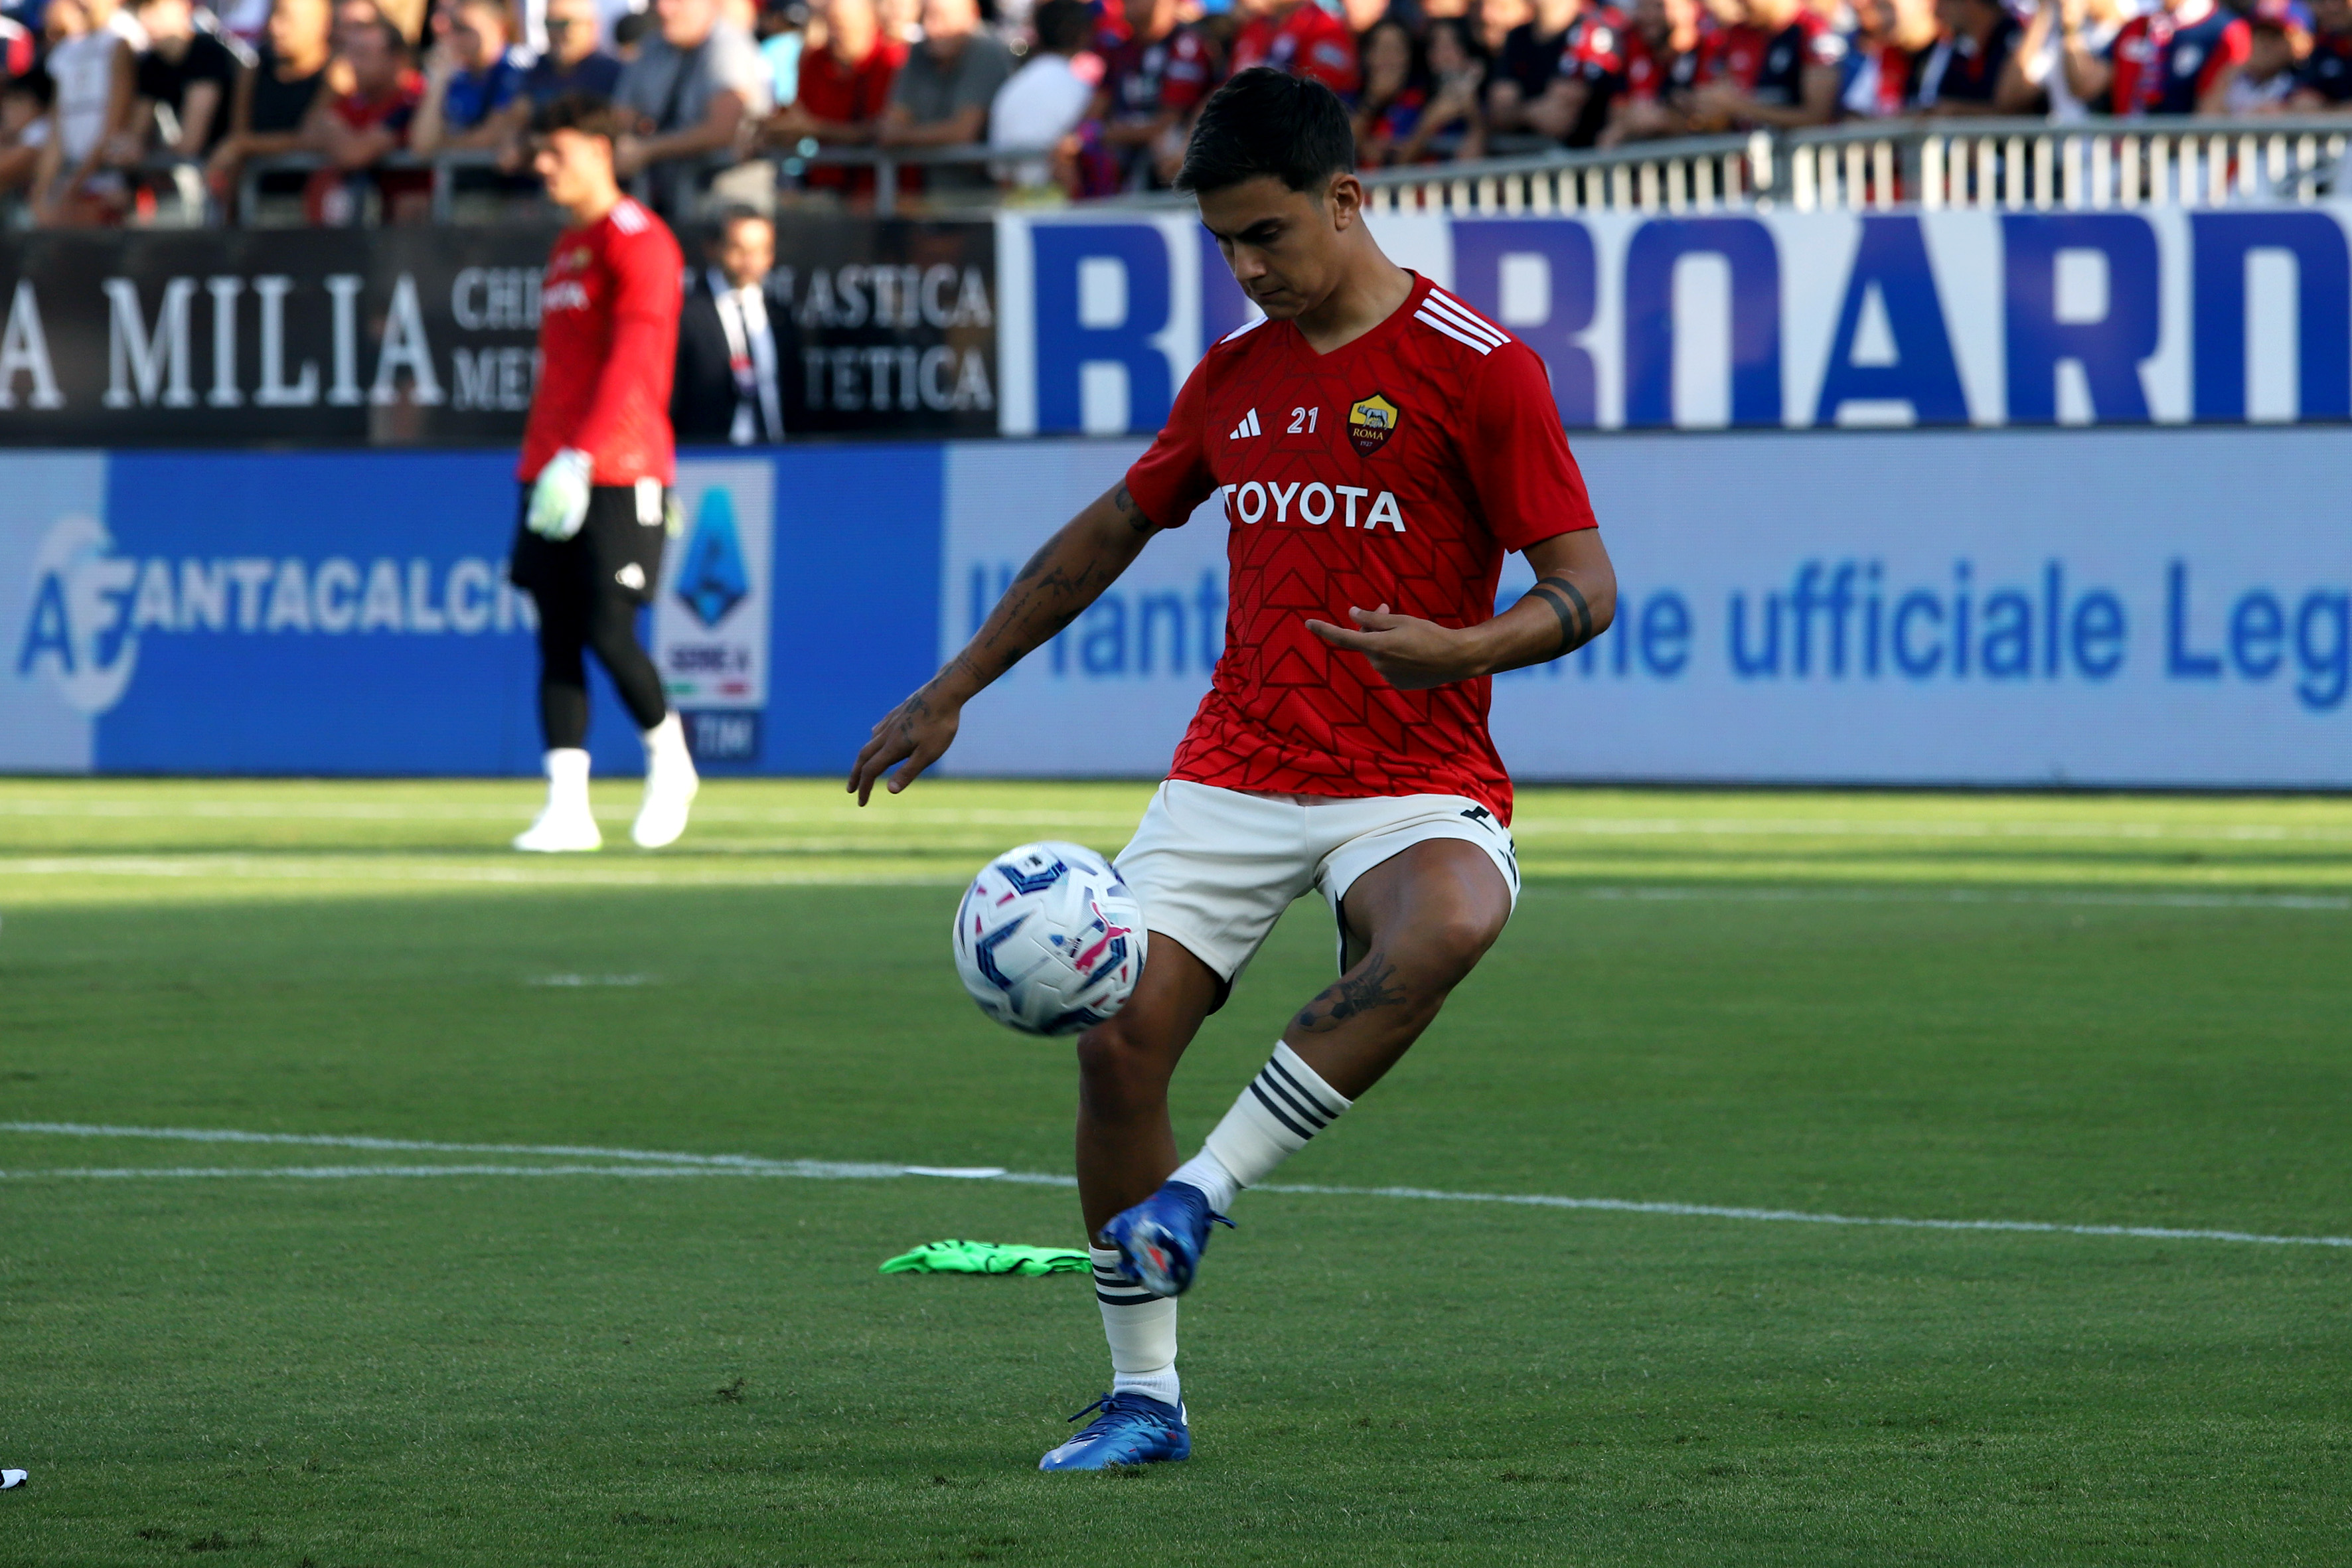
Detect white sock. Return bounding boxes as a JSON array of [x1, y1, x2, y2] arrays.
[[544, 748, 590, 812], [1168, 1147, 1240, 1213], [1200, 1041, 1353, 1190], [1092, 1245, 1180, 1408], [641, 712, 690, 774]]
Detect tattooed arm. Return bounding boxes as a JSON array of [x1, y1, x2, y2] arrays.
[[849, 483, 1162, 804], [1304, 528, 1616, 692]]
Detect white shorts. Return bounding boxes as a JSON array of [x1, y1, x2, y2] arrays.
[[1113, 781, 1522, 986]]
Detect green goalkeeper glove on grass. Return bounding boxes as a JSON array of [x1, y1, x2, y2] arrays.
[[879, 1240, 1091, 1277]]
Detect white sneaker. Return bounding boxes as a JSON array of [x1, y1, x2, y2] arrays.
[[631, 715, 699, 849], [513, 801, 602, 852]]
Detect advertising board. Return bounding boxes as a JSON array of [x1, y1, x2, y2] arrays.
[[3, 431, 2342, 787], [994, 206, 2352, 435]]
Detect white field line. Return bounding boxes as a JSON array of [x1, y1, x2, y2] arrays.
[[4, 1123, 2345, 1251], [0, 856, 2343, 909], [3, 796, 2351, 843], [0, 856, 967, 887], [0, 800, 1146, 829], [1554, 886, 2352, 912]]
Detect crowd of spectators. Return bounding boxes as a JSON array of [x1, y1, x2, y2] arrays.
[[5, 0, 2352, 222]]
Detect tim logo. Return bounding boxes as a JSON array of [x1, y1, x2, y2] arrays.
[[684, 710, 759, 761]]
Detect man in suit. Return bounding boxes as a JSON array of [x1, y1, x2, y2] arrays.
[[673, 205, 791, 445]]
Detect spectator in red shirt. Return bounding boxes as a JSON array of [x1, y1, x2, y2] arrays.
[[771, 0, 904, 196], [2076, 0, 2247, 116], [1597, 0, 1705, 143], [299, 11, 425, 222], [1687, 0, 1841, 127], [1231, 0, 1360, 98], [1523, 1, 1632, 146]]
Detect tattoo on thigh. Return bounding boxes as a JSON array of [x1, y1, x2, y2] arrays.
[[1293, 956, 1407, 1033]]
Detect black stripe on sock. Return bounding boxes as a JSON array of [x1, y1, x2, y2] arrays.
[[1267, 1056, 1345, 1120], [1255, 1066, 1330, 1131], [1096, 1289, 1158, 1306], [1247, 1079, 1316, 1140]]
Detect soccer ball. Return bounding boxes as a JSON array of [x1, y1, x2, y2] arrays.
[[952, 841, 1147, 1036]]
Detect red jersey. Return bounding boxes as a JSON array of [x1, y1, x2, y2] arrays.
[[1231, 2, 1360, 98], [519, 198, 684, 487], [301, 70, 426, 223], [2107, 1, 2248, 116], [1159, 24, 1221, 114], [1700, 14, 1843, 105], [1123, 275, 1598, 822], [1612, 26, 1701, 104], [797, 37, 906, 194]]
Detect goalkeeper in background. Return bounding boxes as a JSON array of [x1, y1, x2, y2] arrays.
[[508, 94, 699, 853]]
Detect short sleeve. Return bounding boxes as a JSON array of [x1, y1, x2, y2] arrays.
[[1472, 344, 1597, 550], [1123, 357, 1215, 531]]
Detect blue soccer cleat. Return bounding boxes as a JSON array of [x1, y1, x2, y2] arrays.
[[1038, 1391, 1191, 1471], [1102, 1179, 1235, 1298]]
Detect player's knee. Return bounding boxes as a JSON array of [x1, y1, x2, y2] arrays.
[[1416, 905, 1504, 985], [1075, 1014, 1178, 1115]]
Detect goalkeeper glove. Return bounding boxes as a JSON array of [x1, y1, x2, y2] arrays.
[[526, 448, 594, 541]]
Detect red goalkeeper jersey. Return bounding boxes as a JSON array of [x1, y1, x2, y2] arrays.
[[518, 196, 684, 487], [1123, 273, 1598, 824]]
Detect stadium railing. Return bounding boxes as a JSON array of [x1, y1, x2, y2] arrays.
[[11, 118, 2351, 230], [1330, 116, 2352, 216]]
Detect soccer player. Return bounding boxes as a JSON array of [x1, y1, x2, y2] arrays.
[[851, 68, 1616, 1470], [509, 93, 700, 854]]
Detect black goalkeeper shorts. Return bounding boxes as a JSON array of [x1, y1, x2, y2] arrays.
[[508, 481, 672, 607]]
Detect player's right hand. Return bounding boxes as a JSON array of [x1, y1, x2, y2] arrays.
[[848, 686, 962, 806], [526, 448, 594, 541]]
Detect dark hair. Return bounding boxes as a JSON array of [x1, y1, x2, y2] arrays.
[[613, 8, 654, 46], [1032, 0, 1090, 53], [712, 202, 773, 231], [1177, 67, 1356, 196], [350, 13, 406, 57], [532, 91, 634, 141]]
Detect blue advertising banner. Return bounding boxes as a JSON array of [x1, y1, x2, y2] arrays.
[[1, 446, 941, 779], [994, 207, 2352, 436], [939, 429, 2351, 791], [3, 430, 2343, 786]]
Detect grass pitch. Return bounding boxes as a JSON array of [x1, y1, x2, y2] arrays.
[[1, 779, 2348, 1567]]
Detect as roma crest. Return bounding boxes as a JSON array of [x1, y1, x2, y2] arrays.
[[1347, 393, 1401, 455]]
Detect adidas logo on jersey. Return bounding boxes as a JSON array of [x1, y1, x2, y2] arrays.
[[1227, 408, 1261, 439]]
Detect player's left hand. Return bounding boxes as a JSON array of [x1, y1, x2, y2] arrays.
[[526, 448, 593, 541], [1305, 605, 1478, 691]]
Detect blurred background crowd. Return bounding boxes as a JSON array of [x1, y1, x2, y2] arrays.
[[3, 0, 2346, 223]]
